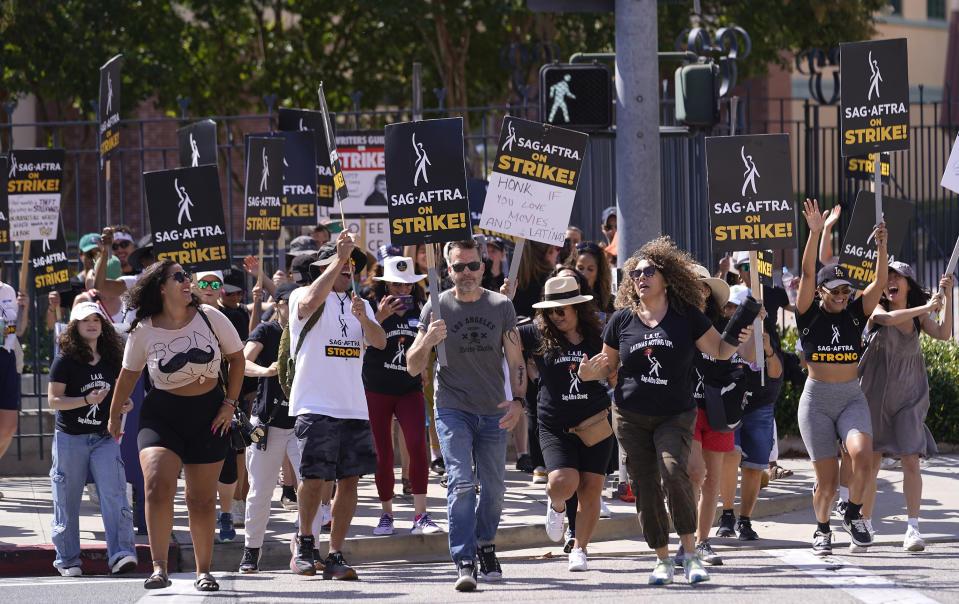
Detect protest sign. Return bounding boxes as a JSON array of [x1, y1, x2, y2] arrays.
[[278, 108, 334, 208], [7, 148, 64, 241], [0, 156, 8, 245], [705, 134, 796, 253], [384, 118, 472, 247], [243, 137, 285, 240], [178, 120, 218, 168], [98, 54, 122, 162], [837, 190, 913, 290], [480, 117, 589, 245], [840, 38, 910, 157], [316, 84, 349, 206], [846, 153, 890, 183], [144, 165, 229, 273], [941, 135, 959, 194], [755, 249, 775, 288], [30, 217, 70, 294]]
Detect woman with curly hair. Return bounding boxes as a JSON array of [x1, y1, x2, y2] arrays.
[[107, 260, 245, 592], [47, 302, 137, 577], [573, 242, 614, 315], [578, 236, 752, 585]]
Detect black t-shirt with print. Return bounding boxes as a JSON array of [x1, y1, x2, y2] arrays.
[[602, 305, 712, 416], [797, 296, 867, 364], [49, 354, 119, 435], [528, 331, 610, 431], [362, 305, 423, 396], [741, 356, 784, 414], [247, 321, 294, 429]]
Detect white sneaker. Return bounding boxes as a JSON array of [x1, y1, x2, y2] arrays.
[[532, 467, 548, 484], [231, 499, 246, 527], [865, 518, 876, 537], [599, 498, 611, 518], [321, 503, 332, 528], [373, 513, 394, 536], [545, 503, 566, 542], [903, 526, 925, 552], [568, 547, 588, 571], [849, 542, 868, 553], [110, 555, 138, 574], [57, 566, 82, 577], [648, 558, 674, 585]]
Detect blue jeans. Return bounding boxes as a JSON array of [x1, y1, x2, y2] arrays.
[[50, 430, 137, 569], [736, 403, 776, 470], [435, 407, 507, 565]]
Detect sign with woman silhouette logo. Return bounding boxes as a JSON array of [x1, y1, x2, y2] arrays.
[[243, 137, 285, 240], [705, 134, 796, 253], [384, 118, 471, 247], [7, 148, 65, 241], [278, 108, 335, 208], [98, 54, 122, 162], [177, 120, 218, 168], [840, 38, 910, 157], [29, 215, 70, 295], [144, 165, 229, 273], [837, 191, 913, 290], [0, 156, 8, 245]]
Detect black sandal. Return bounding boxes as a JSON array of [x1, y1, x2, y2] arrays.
[[194, 572, 220, 592], [144, 569, 172, 589]]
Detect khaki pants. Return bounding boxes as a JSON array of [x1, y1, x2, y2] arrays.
[[612, 405, 697, 550]]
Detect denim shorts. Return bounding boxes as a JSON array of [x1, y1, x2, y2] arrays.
[[735, 403, 775, 470], [294, 413, 377, 481]]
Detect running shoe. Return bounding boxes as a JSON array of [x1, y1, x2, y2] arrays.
[[321, 503, 332, 529], [599, 498, 611, 518], [477, 544, 502, 580], [648, 558, 674, 585], [673, 543, 686, 567], [812, 530, 832, 556], [563, 528, 576, 554], [217, 512, 236, 543], [532, 466, 548, 484], [373, 513, 394, 536], [903, 526, 925, 552], [239, 547, 259, 573], [683, 554, 710, 584], [411, 512, 443, 534], [545, 503, 566, 542], [842, 514, 873, 547], [322, 551, 358, 580], [430, 457, 446, 475], [57, 566, 82, 577], [832, 500, 848, 520], [716, 511, 736, 537], [696, 540, 723, 566], [865, 518, 876, 537], [231, 499, 246, 527], [515, 453, 534, 474], [737, 517, 759, 541], [110, 555, 138, 575], [455, 560, 477, 592], [290, 534, 316, 575], [568, 547, 588, 572]]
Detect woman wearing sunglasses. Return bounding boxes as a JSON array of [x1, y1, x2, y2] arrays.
[[857, 262, 952, 552], [796, 199, 887, 556], [578, 236, 752, 585], [526, 275, 611, 572], [107, 260, 245, 592], [573, 243, 614, 315]]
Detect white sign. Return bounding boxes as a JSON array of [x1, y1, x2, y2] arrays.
[[941, 135, 959, 195]]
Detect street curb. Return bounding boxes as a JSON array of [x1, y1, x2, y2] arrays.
[[0, 542, 178, 578]]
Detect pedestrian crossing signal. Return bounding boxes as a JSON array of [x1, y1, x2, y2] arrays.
[[538, 63, 613, 130]]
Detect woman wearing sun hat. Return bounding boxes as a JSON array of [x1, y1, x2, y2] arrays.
[[526, 275, 613, 572], [364, 256, 442, 536]]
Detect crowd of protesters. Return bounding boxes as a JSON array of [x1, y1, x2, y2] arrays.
[[0, 197, 951, 591]]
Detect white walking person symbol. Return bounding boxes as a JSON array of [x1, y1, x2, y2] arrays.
[[259, 147, 269, 192], [86, 401, 99, 420], [867, 50, 882, 101], [175, 177, 194, 225], [392, 340, 406, 365], [106, 73, 113, 114], [42, 238, 51, 253], [7, 154, 15, 178], [298, 118, 308, 132], [695, 367, 704, 394], [503, 122, 516, 152], [568, 367, 581, 394], [189, 133, 200, 167], [412, 133, 431, 186], [831, 324, 841, 345], [741, 145, 760, 196], [548, 74, 576, 123], [648, 354, 662, 378]]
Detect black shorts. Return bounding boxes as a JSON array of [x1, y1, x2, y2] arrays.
[[539, 421, 615, 476], [0, 349, 20, 411], [137, 386, 229, 464], [294, 413, 377, 481]]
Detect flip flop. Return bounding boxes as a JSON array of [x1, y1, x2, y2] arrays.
[[144, 569, 172, 589], [194, 572, 220, 592]]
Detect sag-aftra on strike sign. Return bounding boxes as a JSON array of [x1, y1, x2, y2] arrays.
[[840, 38, 910, 157]]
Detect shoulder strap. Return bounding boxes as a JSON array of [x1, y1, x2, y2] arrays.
[[194, 305, 228, 389], [293, 303, 325, 358]]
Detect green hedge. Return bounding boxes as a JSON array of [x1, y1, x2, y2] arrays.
[[774, 326, 959, 444]]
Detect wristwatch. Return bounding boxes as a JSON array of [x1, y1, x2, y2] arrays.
[[512, 396, 526, 409]]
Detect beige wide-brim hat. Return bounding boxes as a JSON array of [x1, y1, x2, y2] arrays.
[[372, 256, 426, 284], [532, 275, 594, 309], [692, 264, 730, 307]]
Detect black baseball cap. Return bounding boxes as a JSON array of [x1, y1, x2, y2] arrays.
[[817, 263, 852, 289], [311, 241, 368, 274], [289, 254, 315, 285], [274, 281, 299, 302]]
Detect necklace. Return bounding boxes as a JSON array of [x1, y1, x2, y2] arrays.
[[335, 291, 351, 313]]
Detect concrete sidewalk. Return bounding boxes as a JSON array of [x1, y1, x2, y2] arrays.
[[1, 454, 956, 576]]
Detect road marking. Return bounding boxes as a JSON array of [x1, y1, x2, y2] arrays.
[[137, 572, 232, 603], [0, 577, 144, 587], [768, 549, 939, 603]]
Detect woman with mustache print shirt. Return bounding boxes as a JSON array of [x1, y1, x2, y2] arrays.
[[107, 260, 244, 593]]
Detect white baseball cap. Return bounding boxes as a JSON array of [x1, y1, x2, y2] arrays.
[[70, 301, 107, 322]]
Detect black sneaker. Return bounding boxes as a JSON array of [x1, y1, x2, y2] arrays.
[[430, 457, 446, 476], [716, 512, 736, 537], [323, 551, 358, 580], [697, 540, 723, 565], [239, 547, 260, 573], [477, 544, 502, 581], [515, 453, 534, 474], [812, 530, 833, 556], [736, 517, 759, 541], [290, 535, 316, 576], [842, 514, 873, 546], [563, 528, 576, 554], [313, 548, 325, 572], [833, 500, 848, 520], [455, 560, 477, 592], [672, 543, 686, 567]]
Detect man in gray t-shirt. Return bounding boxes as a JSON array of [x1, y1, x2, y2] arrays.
[[407, 239, 525, 591]]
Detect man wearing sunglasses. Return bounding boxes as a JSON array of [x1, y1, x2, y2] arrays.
[[108, 226, 138, 276], [406, 238, 525, 592]]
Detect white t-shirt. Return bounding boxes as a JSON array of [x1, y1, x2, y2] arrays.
[[288, 288, 376, 420], [0, 282, 18, 350]]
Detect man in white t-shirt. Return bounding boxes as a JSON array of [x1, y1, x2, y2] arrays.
[[288, 231, 386, 580]]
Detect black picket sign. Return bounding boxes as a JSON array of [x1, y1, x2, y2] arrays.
[[144, 165, 230, 273], [178, 120, 218, 168], [0, 155, 8, 245], [278, 108, 335, 208], [7, 148, 65, 242], [755, 249, 775, 288], [837, 190, 913, 290], [98, 54, 122, 163], [845, 153, 890, 183], [384, 118, 471, 247], [29, 216, 70, 295], [840, 38, 910, 157], [243, 137, 286, 241]]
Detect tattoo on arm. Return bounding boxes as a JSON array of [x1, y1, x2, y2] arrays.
[[505, 328, 519, 346], [517, 363, 525, 385]]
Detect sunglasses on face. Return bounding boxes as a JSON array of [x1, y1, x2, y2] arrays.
[[451, 261, 482, 273], [737, 263, 750, 272], [602, 224, 615, 232], [197, 280, 222, 290], [112, 240, 132, 251], [629, 265, 657, 280], [824, 285, 851, 295], [545, 307, 568, 317], [165, 271, 190, 284]]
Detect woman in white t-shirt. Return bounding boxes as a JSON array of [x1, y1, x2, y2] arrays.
[[107, 260, 244, 593]]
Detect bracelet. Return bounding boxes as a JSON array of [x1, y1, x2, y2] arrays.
[[512, 396, 526, 409], [222, 398, 238, 410]]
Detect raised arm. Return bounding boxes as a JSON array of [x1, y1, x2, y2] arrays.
[[797, 198, 825, 315], [93, 228, 132, 298], [860, 223, 888, 315], [819, 205, 841, 265], [918, 274, 954, 341], [297, 231, 352, 319]]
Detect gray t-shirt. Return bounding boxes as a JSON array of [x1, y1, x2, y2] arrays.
[[419, 288, 517, 416]]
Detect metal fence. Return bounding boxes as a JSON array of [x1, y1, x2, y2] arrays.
[[3, 87, 958, 460]]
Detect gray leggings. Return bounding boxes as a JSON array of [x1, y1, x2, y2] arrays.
[[798, 378, 872, 461]]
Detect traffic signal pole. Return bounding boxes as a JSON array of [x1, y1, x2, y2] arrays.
[[615, 0, 661, 263]]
